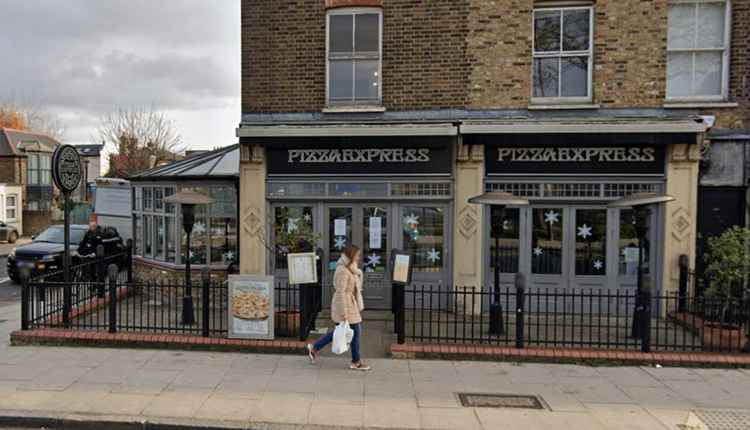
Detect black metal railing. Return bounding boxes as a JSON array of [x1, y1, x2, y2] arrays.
[[396, 283, 750, 353]]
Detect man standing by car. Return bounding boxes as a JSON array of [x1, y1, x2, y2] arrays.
[[78, 220, 103, 258]]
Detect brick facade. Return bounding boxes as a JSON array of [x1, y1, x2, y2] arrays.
[[242, 0, 748, 128]]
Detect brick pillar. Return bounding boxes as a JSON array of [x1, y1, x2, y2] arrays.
[[239, 144, 267, 275], [453, 141, 485, 315]]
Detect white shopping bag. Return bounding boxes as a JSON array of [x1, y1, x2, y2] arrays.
[[332, 322, 354, 355]]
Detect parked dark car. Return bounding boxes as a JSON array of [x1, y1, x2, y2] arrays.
[[0, 221, 19, 243], [6, 224, 126, 283]]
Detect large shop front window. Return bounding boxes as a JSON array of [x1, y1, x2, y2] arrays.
[[491, 207, 520, 274], [402, 207, 444, 272], [533, 6, 593, 101], [667, 0, 730, 100], [133, 185, 237, 266], [327, 9, 382, 106]]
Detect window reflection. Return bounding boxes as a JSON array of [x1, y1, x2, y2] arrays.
[[402, 207, 444, 272], [490, 207, 520, 274], [532, 208, 563, 274], [575, 209, 606, 275]]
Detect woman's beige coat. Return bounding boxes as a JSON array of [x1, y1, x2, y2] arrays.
[[330, 255, 365, 324]]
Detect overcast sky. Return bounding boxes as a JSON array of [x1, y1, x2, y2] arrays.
[[0, 1, 240, 153]]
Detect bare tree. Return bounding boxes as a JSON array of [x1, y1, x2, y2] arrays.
[[0, 99, 66, 140], [97, 107, 183, 178]]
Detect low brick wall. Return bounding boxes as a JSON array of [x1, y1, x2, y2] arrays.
[[134, 258, 230, 284], [391, 343, 750, 368]]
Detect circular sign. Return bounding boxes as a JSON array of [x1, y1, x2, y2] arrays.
[[52, 145, 82, 194]]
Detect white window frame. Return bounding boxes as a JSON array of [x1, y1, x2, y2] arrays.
[[325, 7, 383, 107], [531, 5, 594, 104], [5, 194, 17, 221], [666, 0, 731, 102]]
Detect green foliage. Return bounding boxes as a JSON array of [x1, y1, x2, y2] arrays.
[[274, 211, 321, 254], [704, 226, 750, 300]]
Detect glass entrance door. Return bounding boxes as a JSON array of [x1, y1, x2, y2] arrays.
[[325, 204, 392, 309]]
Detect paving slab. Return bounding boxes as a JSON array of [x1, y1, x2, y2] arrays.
[[141, 389, 212, 418], [586, 404, 671, 430], [84, 392, 156, 416], [364, 398, 421, 429], [256, 391, 314, 425], [307, 399, 364, 427], [193, 395, 257, 422], [419, 407, 482, 430]]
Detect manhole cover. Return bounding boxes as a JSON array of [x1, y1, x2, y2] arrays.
[[688, 410, 750, 430], [457, 393, 545, 409]]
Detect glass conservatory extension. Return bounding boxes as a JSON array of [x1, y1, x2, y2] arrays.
[[129, 145, 239, 269]]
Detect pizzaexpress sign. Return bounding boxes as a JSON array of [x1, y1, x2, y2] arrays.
[[266, 137, 452, 176], [486, 144, 666, 176]]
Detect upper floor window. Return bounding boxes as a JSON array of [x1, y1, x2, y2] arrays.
[[327, 9, 382, 106], [532, 6, 593, 101], [27, 153, 51, 186], [667, 0, 730, 100]]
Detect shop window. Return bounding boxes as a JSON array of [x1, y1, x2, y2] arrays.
[[327, 9, 382, 106], [155, 217, 165, 261], [274, 206, 315, 270], [532, 6, 592, 100], [531, 208, 564, 274], [331, 183, 387, 197], [183, 205, 207, 265], [165, 187, 175, 213], [328, 208, 353, 271], [154, 188, 164, 212], [667, 0, 729, 100], [574, 209, 607, 276], [401, 207, 444, 272], [5, 195, 17, 220], [144, 215, 152, 257], [490, 207, 520, 274], [166, 216, 176, 262], [268, 182, 327, 198], [143, 187, 152, 211], [134, 214, 142, 256], [619, 209, 650, 276]]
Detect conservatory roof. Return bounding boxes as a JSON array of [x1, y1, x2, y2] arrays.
[[129, 144, 238, 181]]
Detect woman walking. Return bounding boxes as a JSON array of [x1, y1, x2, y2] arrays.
[[307, 245, 371, 371]]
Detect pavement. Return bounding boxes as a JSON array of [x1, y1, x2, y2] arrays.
[[1, 304, 750, 429]]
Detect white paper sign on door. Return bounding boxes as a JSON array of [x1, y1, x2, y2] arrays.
[[334, 219, 347, 237], [369, 217, 382, 249]]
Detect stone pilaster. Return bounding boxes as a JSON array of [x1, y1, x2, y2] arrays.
[[239, 144, 267, 275], [453, 141, 485, 313], [662, 140, 702, 295]]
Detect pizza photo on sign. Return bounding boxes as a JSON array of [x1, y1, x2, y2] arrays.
[[231, 290, 270, 321]]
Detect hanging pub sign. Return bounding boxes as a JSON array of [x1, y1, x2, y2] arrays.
[[478, 134, 668, 176], [264, 136, 453, 176], [52, 145, 83, 194]]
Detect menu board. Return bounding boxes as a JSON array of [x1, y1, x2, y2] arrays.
[[228, 275, 275, 339], [391, 252, 412, 285], [287, 252, 318, 285], [369, 217, 382, 250]]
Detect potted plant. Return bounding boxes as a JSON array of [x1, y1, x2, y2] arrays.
[[702, 226, 750, 350], [271, 210, 321, 337]]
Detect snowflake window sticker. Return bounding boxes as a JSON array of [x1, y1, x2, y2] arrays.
[[544, 210, 560, 225], [533, 247, 544, 257], [193, 222, 206, 235], [593, 259, 604, 270], [303, 213, 312, 223], [287, 217, 299, 233], [223, 251, 235, 262], [403, 213, 420, 228], [366, 254, 381, 268], [426, 248, 441, 264], [577, 224, 592, 239], [334, 236, 347, 250]]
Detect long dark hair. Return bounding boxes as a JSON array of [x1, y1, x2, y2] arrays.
[[342, 245, 360, 268]]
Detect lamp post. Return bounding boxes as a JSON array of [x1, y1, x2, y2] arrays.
[[164, 190, 214, 325], [468, 191, 530, 335], [608, 193, 674, 343]]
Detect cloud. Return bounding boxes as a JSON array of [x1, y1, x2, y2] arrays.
[[0, 0, 240, 149]]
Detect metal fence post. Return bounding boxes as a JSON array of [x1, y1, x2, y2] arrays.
[[126, 239, 134, 284], [396, 283, 405, 344], [107, 263, 118, 333], [678, 254, 688, 313], [515, 273, 526, 349], [96, 245, 106, 298], [20, 268, 30, 330], [202, 268, 210, 337], [641, 289, 652, 353]]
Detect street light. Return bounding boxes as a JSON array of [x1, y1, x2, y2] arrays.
[[608, 192, 674, 344], [164, 189, 214, 325], [469, 191, 530, 335]]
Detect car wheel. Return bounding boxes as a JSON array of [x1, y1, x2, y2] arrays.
[[7, 231, 17, 244]]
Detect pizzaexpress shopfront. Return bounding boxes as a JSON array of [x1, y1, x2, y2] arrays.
[[237, 120, 706, 309]]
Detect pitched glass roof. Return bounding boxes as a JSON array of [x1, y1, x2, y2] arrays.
[[130, 144, 238, 181]]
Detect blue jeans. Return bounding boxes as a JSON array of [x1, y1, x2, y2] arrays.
[[313, 322, 361, 363]]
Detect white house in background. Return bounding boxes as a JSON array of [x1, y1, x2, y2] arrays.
[[0, 183, 23, 238], [74, 144, 104, 201]]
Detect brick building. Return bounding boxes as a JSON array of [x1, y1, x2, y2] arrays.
[[0, 128, 58, 235], [237, 0, 748, 307]]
